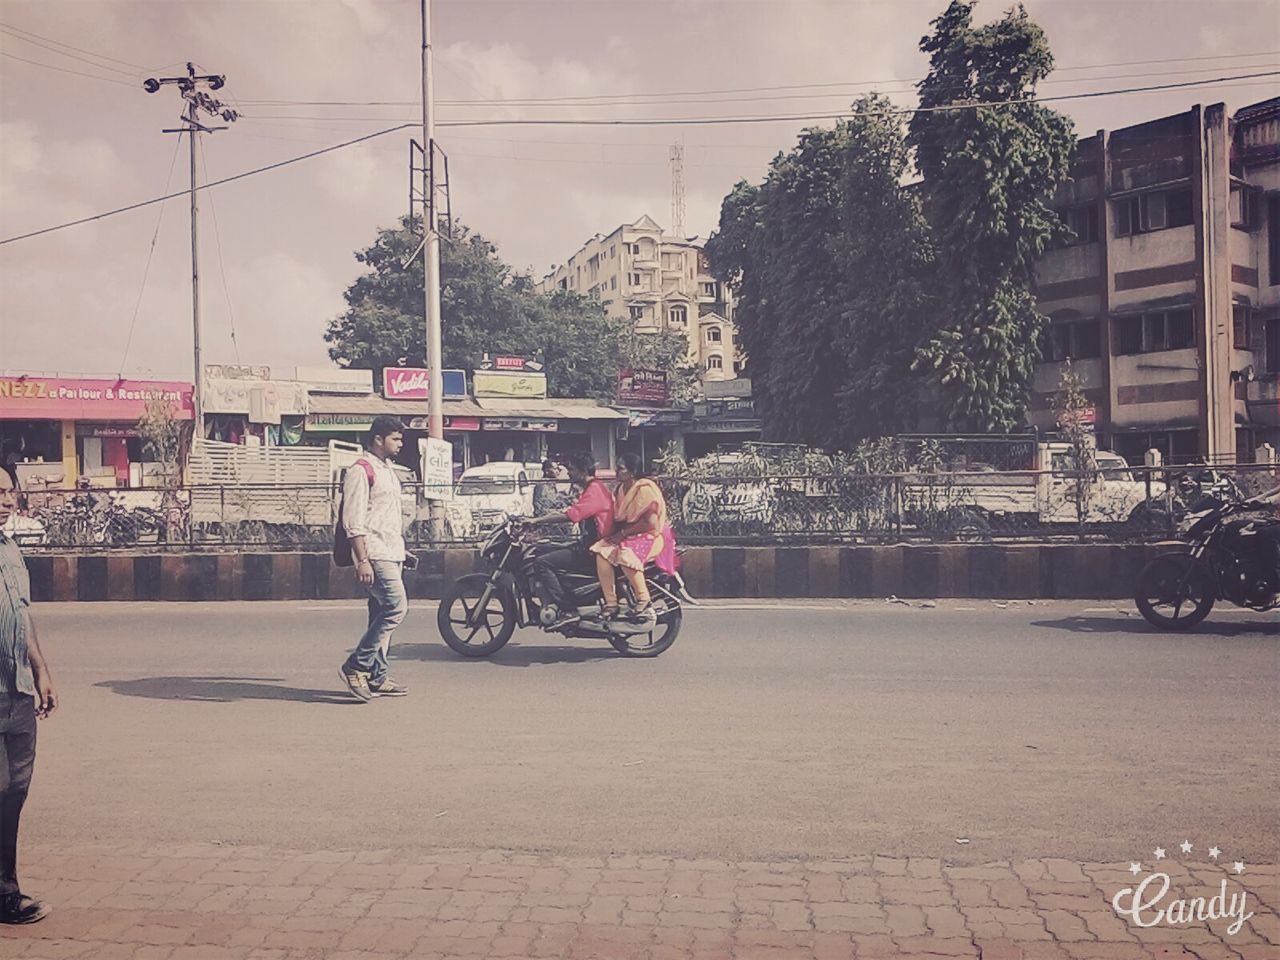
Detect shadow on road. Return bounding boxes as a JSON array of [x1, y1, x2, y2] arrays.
[[96, 676, 359, 704], [1031, 616, 1279, 637], [393, 641, 620, 666]]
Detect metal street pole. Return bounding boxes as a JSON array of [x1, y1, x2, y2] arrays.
[[188, 99, 203, 431], [422, 0, 444, 441]]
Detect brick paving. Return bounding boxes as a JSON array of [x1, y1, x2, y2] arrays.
[[0, 844, 1275, 959]]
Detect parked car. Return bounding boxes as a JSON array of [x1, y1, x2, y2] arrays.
[[454, 462, 536, 534]]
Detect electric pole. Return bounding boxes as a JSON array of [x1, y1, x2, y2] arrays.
[[143, 63, 238, 434], [421, 0, 444, 442], [670, 142, 686, 239]]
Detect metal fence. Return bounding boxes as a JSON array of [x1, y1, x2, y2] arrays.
[[6, 463, 1278, 551]]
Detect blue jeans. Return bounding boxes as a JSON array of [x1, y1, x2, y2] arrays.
[[345, 561, 407, 686]]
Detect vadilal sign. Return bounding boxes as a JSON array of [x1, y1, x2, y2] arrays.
[[0, 376, 194, 420]]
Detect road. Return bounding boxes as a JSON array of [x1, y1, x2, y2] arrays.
[[23, 599, 1278, 868]]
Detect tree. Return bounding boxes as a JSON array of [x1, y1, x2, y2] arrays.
[[325, 218, 684, 403], [1052, 357, 1098, 536], [908, 0, 1075, 431], [706, 96, 933, 448]]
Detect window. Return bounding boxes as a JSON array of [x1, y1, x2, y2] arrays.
[[1230, 185, 1259, 230], [700, 281, 717, 298], [1267, 317, 1280, 374], [1116, 308, 1194, 354], [629, 305, 645, 321], [1269, 195, 1280, 285], [610, 276, 617, 290], [1115, 188, 1194, 237], [627, 242, 641, 256], [610, 245, 616, 258], [669, 305, 687, 326], [1233, 303, 1250, 350], [1039, 320, 1101, 362], [706, 355, 723, 371], [629, 273, 642, 287], [706, 327, 722, 343], [1062, 204, 1099, 245], [734, 360, 746, 375]]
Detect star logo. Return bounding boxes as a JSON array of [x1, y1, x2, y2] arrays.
[[1129, 862, 1143, 875], [1209, 846, 1221, 860], [1234, 862, 1246, 875], [1154, 847, 1167, 860], [1180, 840, 1193, 855]]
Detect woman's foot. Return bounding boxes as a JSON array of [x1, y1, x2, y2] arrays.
[[600, 604, 620, 621]]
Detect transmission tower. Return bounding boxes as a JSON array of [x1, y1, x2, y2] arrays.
[[670, 143, 686, 239]]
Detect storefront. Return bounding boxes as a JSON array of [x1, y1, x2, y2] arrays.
[[0, 374, 194, 489], [202, 366, 310, 446]]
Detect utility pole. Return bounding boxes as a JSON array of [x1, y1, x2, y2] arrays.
[[670, 142, 686, 239], [143, 63, 238, 434], [422, 0, 444, 442]]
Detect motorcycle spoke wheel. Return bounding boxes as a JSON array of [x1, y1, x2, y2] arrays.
[[438, 575, 517, 657]]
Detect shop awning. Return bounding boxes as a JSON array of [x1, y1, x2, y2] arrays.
[[476, 398, 627, 421], [305, 394, 487, 418]]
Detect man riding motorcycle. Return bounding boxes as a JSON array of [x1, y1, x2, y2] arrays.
[[523, 451, 614, 629]]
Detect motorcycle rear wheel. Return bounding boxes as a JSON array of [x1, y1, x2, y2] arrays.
[[607, 604, 682, 658], [438, 574, 517, 657], [1135, 555, 1215, 631]]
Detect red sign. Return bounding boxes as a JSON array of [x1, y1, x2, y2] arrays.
[[445, 416, 481, 431], [383, 367, 430, 400], [618, 368, 669, 407], [0, 376, 194, 421], [494, 356, 526, 371]]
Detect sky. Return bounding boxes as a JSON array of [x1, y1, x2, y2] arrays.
[[1, 0, 1278, 383]]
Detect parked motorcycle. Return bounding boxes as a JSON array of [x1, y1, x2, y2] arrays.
[[436, 517, 694, 658], [1135, 483, 1280, 630]]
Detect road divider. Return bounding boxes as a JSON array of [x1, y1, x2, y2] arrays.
[[24, 543, 1171, 602]]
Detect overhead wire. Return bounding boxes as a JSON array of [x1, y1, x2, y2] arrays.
[[118, 133, 185, 377], [0, 49, 136, 87], [0, 19, 147, 71], [197, 135, 244, 363]]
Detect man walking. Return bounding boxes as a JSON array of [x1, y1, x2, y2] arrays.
[[339, 416, 412, 702], [0, 468, 56, 924]]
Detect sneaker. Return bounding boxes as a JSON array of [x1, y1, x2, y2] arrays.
[[339, 665, 373, 703], [369, 677, 409, 697], [0, 893, 50, 925]]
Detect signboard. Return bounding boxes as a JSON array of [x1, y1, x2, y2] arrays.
[[204, 378, 308, 416], [407, 415, 482, 432], [618, 368, 669, 407], [482, 418, 557, 432], [472, 370, 548, 399], [305, 413, 372, 432], [479, 354, 543, 373], [381, 367, 468, 400], [204, 363, 269, 381], [0, 376, 194, 421], [76, 423, 142, 439], [294, 366, 373, 394], [419, 437, 454, 501], [626, 409, 684, 428]]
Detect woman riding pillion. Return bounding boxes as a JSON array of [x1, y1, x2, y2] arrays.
[[590, 453, 678, 625]]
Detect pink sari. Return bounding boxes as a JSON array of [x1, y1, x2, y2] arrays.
[[589, 478, 678, 574]]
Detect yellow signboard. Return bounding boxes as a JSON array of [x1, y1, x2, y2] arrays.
[[472, 370, 548, 399]]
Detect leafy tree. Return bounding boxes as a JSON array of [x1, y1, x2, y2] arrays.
[[1052, 357, 1098, 537], [325, 218, 687, 403], [706, 96, 933, 448], [908, 0, 1075, 431]]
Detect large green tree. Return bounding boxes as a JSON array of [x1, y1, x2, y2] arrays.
[[325, 218, 692, 402], [908, 0, 1075, 431], [707, 96, 933, 447]]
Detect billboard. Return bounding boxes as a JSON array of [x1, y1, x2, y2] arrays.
[[618, 368, 669, 407]]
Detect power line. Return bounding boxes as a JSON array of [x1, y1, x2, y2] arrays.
[[238, 50, 1280, 107], [0, 123, 414, 246], [198, 136, 243, 363], [0, 24, 139, 77], [0, 49, 135, 87], [119, 133, 185, 377], [0, 19, 147, 71]]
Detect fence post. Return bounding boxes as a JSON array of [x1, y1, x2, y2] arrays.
[[893, 475, 904, 542]]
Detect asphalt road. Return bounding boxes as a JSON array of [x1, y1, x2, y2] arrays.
[[21, 599, 1278, 867]]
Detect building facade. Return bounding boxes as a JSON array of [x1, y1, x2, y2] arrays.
[[538, 215, 743, 384], [1031, 97, 1280, 465]]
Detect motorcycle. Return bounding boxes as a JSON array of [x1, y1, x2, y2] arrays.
[[1135, 482, 1280, 630], [436, 517, 695, 658]]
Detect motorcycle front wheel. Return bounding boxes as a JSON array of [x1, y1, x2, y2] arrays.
[[1135, 555, 1215, 631], [437, 573, 517, 657]]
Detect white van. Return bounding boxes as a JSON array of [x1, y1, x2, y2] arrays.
[[455, 462, 536, 533]]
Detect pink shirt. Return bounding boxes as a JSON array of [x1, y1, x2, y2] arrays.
[[565, 478, 615, 538]]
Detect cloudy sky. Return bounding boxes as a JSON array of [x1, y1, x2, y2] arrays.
[[2, 0, 1277, 382]]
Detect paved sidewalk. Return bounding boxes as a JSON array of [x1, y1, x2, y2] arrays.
[[0, 843, 1274, 959]]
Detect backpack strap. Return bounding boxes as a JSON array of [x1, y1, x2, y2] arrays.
[[355, 458, 375, 487]]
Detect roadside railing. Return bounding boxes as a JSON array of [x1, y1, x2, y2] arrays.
[[6, 463, 1277, 551]]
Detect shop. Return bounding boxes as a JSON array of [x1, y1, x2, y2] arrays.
[[202, 366, 310, 446], [680, 380, 761, 461], [0, 374, 194, 489]]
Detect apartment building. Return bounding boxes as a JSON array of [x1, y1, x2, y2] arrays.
[[1030, 96, 1280, 465], [539, 215, 742, 385]]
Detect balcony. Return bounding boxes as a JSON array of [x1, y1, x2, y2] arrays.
[[1246, 375, 1279, 426]]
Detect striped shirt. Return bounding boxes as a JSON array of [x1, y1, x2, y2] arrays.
[[0, 533, 36, 697], [341, 456, 406, 562]]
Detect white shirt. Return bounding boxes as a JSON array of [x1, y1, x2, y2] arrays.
[[342, 455, 406, 562]]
